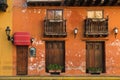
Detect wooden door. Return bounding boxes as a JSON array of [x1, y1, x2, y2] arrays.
[[86, 41, 105, 73], [17, 46, 28, 75], [46, 41, 65, 72]]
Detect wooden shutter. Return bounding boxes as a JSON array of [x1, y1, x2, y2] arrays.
[[94, 43, 103, 68], [46, 41, 65, 72], [86, 41, 105, 72], [86, 43, 95, 68], [17, 46, 28, 75]]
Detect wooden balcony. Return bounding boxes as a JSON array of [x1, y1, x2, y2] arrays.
[[44, 19, 67, 37], [27, 0, 120, 6], [0, 0, 8, 12], [84, 18, 108, 37]]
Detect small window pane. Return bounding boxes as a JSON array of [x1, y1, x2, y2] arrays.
[[55, 10, 62, 19], [95, 11, 103, 18], [29, 47, 36, 57], [87, 10, 103, 18], [87, 11, 94, 18], [47, 10, 54, 19], [47, 9, 63, 20]]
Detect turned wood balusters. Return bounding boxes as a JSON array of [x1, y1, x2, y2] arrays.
[[84, 18, 108, 37]]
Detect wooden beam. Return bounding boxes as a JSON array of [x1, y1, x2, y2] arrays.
[[91, 0, 96, 5], [79, 0, 84, 6], [94, 0, 102, 6], [86, 0, 93, 6], [65, 0, 72, 6], [116, 0, 120, 5], [100, 0, 105, 5], [63, 0, 67, 6], [81, 0, 88, 6], [110, 0, 117, 5], [27, 0, 120, 6], [69, 0, 75, 6], [74, 0, 80, 6], [106, 0, 114, 5], [102, 0, 109, 6], [61, 0, 65, 6]]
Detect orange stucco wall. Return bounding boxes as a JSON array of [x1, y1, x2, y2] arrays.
[[13, 0, 120, 76]]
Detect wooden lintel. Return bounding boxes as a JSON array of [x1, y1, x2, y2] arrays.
[[41, 38, 68, 41], [81, 38, 109, 41]]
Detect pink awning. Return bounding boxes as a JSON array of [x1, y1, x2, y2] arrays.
[[14, 32, 31, 46]]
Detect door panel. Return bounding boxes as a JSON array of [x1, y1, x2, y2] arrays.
[[46, 41, 65, 72], [87, 43, 95, 68], [86, 41, 105, 73], [95, 43, 103, 68], [17, 46, 28, 75]]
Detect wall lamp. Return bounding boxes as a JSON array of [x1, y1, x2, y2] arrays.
[[113, 27, 119, 38], [31, 38, 34, 44], [74, 28, 78, 38], [5, 26, 13, 42], [5, 26, 11, 41]]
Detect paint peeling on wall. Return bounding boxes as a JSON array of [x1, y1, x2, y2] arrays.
[[38, 9, 41, 14], [21, 8, 42, 14], [33, 39, 44, 46], [108, 39, 120, 47], [64, 9, 72, 19], [28, 46, 45, 74], [106, 39, 120, 74], [66, 61, 85, 73], [22, 9, 26, 13], [28, 60, 45, 72], [66, 48, 86, 73]]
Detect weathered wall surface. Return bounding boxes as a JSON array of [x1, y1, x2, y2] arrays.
[[0, 0, 12, 75], [13, 0, 120, 76]]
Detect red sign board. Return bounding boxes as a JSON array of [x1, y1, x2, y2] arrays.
[[14, 32, 31, 46]]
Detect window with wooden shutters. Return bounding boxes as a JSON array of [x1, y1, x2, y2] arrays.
[[44, 9, 67, 37], [84, 10, 108, 37], [86, 41, 105, 73], [45, 41, 65, 72]]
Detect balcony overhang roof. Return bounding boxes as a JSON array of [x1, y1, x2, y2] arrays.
[[27, 0, 120, 6]]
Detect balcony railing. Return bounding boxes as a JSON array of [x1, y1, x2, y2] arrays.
[[0, 0, 8, 12], [84, 18, 108, 37], [44, 19, 67, 37]]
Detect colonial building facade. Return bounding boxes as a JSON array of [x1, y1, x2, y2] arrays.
[[1, 0, 120, 76]]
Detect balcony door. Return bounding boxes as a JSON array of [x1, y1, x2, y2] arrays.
[[86, 41, 105, 73]]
